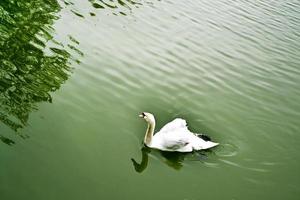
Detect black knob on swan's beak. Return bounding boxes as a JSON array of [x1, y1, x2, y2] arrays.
[[139, 112, 145, 118]]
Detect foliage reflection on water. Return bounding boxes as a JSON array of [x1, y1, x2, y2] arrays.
[[62, 0, 146, 18], [0, 0, 82, 144]]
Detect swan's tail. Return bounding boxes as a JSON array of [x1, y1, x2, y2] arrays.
[[202, 141, 219, 149], [195, 133, 219, 150], [192, 134, 219, 150]]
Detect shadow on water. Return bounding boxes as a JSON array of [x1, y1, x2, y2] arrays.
[[0, 0, 82, 144], [131, 146, 210, 173]]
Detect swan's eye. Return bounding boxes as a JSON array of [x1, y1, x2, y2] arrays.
[[142, 112, 146, 118]]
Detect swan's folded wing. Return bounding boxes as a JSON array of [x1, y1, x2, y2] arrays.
[[158, 118, 188, 133], [162, 137, 190, 151]]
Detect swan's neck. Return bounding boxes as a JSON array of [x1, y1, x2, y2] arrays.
[[144, 120, 155, 146]]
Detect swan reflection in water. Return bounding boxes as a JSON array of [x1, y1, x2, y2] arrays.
[[131, 146, 210, 173]]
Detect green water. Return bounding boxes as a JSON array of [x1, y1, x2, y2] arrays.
[[1, 0, 300, 199]]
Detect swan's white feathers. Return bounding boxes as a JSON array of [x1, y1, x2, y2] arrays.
[[140, 113, 218, 152], [158, 118, 187, 133], [149, 118, 219, 152]]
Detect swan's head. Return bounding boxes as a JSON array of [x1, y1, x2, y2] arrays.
[[139, 112, 155, 124]]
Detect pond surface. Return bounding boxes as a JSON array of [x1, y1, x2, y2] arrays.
[[1, 0, 300, 199]]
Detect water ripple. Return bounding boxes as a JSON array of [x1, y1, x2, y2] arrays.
[[55, 0, 300, 181]]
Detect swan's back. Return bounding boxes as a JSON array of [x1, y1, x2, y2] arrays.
[[151, 118, 219, 152], [158, 118, 187, 133]]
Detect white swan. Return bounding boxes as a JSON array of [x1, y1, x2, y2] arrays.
[[139, 112, 219, 152]]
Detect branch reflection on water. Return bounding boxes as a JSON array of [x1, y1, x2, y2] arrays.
[[131, 146, 210, 173], [0, 0, 82, 144], [88, 0, 144, 16]]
